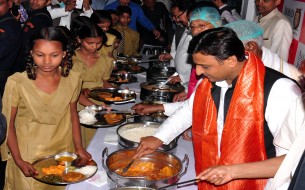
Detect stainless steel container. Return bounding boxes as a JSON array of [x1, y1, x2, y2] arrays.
[[140, 81, 185, 102], [102, 148, 189, 190], [132, 109, 167, 123], [146, 66, 176, 82], [116, 122, 178, 152]]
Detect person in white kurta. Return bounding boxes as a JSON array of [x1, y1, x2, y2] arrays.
[[225, 20, 301, 82], [48, 0, 93, 29], [213, 0, 241, 23], [261, 46, 302, 81], [254, 6, 292, 62], [265, 95, 305, 190], [169, 29, 193, 90], [132, 51, 301, 188], [158, 3, 193, 91]]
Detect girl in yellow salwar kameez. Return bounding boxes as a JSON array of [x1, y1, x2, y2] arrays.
[[71, 21, 114, 147], [0, 27, 91, 190], [90, 10, 118, 59]]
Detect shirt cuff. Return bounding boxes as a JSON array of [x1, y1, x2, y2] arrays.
[[82, 6, 93, 16], [163, 102, 184, 116], [49, 7, 69, 19]]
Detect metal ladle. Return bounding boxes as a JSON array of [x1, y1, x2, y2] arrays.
[[121, 159, 135, 173], [159, 72, 178, 89]]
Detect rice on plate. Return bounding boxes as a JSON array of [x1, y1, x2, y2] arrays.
[[78, 109, 97, 125]]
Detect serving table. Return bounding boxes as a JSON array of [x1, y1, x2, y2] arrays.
[[66, 64, 197, 190]]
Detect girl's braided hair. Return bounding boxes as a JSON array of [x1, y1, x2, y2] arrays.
[[70, 16, 107, 51], [25, 26, 74, 80]]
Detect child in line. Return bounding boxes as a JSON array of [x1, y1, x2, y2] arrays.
[[107, 9, 118, 26], [107, 28, 122, 59], [113, 5, 139, 56], [71, 19, 114, 147], [90, 10, 117, 58], [1, 26, 91, 190]]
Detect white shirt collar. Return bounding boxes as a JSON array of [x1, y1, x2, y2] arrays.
[[219, 4, 228, 9], [215, 80, 232, 88]]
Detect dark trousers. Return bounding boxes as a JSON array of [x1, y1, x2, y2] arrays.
[[0, 157, 6, 190]]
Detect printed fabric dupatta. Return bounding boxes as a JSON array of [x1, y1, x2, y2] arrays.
[[192, 52, 268, 190]]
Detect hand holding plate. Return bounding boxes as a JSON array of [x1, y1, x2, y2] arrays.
[[75, 147, 92, 161], [16, 159, 38, 177]]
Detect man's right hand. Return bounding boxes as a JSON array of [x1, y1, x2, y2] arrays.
[[134, 136, 163, 158], [131, 104, 164, 115], [173, 91, 187, 102], [159, 53, 172, 62]]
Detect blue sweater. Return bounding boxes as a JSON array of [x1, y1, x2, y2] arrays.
[[105, 1, 155, 31]]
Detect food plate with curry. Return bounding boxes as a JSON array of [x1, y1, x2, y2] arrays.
[[113, 64, 146, 74], [108, 73, 138, 84], [78, 106, 127, 128], [32, 152, 98, 185], [89, 88, 136, 104]]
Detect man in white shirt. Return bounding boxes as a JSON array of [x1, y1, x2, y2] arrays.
[[188, 87, 305, 190], [225, 20, 302, 82], [48, 0, 93, 29], [213, 0, 241, 24], [254, 0, 292, 62], [133, 27, 301, 190], [158, 0, 195, 90]]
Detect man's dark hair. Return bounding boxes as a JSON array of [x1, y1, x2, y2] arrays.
[[70, 16, 91, 39], [116, 5, 132, 16], [188, 27, 246, 62]]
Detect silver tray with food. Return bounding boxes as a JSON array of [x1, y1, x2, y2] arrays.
[[113, 63, 146, 74], [108, 73, 138, 84], [89, 88, 136, 104], [79, 105, 127, 128], [116, 55, 143, 65], [32, 152, 97, 185]]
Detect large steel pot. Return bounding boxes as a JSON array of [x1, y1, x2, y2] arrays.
[[146, 66, 176, 82], [116, 122, 178, 152], [140, 81, 185, 102], [102, 148, 189, 190]]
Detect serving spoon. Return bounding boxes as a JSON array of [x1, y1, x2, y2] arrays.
[[157, 178, 199, 189], [121, 159, 135, 173], [159, 72, 178, 89]]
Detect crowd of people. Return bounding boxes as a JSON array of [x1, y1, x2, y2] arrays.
[[0, 0, 304, 190]]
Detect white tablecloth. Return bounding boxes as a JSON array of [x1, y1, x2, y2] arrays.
[[66, 66, 198, 190]]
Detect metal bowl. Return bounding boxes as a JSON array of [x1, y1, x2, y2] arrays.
[[117, 122, 178, 152], [117, 89, 136, 99], [54, 152, 77, 168], [140, 81, 185, 102], [54, 152, 77, 161], [102, 148, 189, 189], [119, 73, 132, 80]]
